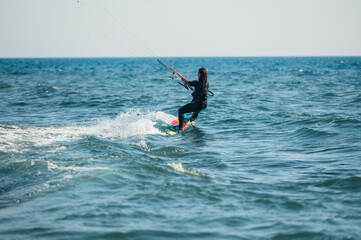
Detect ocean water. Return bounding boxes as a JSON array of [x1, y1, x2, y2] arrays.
[[0, 57, 360, 239]]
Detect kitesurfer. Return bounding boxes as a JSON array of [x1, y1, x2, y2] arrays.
[[178, 68, 209, 131]]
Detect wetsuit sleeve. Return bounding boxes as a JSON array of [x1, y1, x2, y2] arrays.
[[188, 81, 200, 87]]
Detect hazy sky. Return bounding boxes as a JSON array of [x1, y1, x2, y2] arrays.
[[1, 0, 361, 57]]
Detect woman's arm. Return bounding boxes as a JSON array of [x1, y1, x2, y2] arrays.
[[181, 77, 189, 86]]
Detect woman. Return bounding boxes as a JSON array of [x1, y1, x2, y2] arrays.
[[178, 68, 209, 131]]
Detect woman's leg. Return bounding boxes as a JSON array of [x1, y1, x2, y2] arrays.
[[189, 110, 201, 122], [178, 103, 197, 130]]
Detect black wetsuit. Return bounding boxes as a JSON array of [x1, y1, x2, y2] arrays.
[[178, 80, 208, 130]]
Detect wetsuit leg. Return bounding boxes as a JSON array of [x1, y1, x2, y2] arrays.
[[189, 110, 201, 122], [178, 103, 199, 130]]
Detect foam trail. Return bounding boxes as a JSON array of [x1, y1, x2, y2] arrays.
[[92, 109, 175, 139], [0, 109, 175, 153]]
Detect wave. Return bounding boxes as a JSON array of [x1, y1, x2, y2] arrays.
[[167, 162, 201, 177], [0, 82, 12, 89], [6, 71, 31, 76], [167, 162, 215, 178], [47, 161, 109, 172], [292, 127, 337, 138], [314, 176, 361, 190], [0, 109, 175, 153]]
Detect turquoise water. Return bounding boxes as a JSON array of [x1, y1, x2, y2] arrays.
[[0, 57, 360, 239]]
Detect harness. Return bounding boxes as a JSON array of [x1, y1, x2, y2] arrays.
[[191, 83, 210, 109], [178, 81, 214, 96]]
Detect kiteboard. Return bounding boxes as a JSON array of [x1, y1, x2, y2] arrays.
[[165, 114, 196, 135]]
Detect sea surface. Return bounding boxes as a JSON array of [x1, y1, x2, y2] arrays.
[[0, 57, 360, 239]]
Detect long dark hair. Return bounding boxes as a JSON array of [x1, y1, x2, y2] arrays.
[[198, 68, 208, 86]]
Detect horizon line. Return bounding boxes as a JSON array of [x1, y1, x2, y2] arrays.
[[1, 55, 361, 59]]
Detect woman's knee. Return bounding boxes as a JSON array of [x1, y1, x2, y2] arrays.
[[179, 105, 188, 114]]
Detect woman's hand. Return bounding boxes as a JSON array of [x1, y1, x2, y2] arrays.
[[181, 77, 189, 86]]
